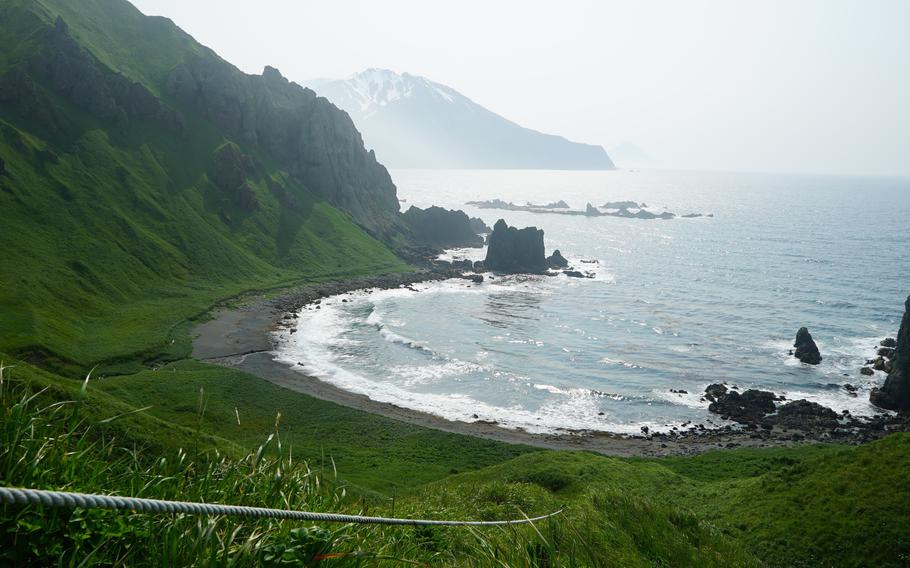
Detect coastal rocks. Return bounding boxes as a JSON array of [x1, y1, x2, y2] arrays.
[[707, 388, 777, 424], [466, 198, 705, 221], [546, 250, 569, 268], [483, 219, 547, 274], [768, 400, 839, 430], [402, 205, 485, 248], [871, 295, 910, 412], [881, 337, 898, 348], [704, 383, 728, 402], [469, 217, 491, 235], [793, 327, 822, 364], [861, 366, 875, 376]]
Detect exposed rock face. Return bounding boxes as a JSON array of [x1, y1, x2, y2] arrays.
[[871, 296, 910, 411], [483, 219, 547, 274], [707, 389, 777, 424], [469, 217, 491, 234], [794, 327, 822, 364], [209, 143, 258, 212], [546, 250, 569, 268], [402, 206, 484, 248], [704, 383, 728, 402]]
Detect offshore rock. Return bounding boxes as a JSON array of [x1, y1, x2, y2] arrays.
[[708, 389, 777, 424], [871, 295, 910, 411], [483, 219, 547, 274], [546, 249, 569, 268], [794, 327, 822, 365], [402, 206, 484, 248]]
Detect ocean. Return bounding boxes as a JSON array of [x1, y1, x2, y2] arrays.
[[274, 169, 910, 434]]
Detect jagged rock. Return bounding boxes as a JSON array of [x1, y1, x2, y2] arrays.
[[563, 270, 585, 278], [793, 327, 822, 364], [874, 357, 886, 371], [546, 249, 569, 268], [584, 203, 601, 217], [402, 206, 484, 248], [483, 219, 547, 274], [861, 366, 875, 376], [473, 261, 485, 272], [881, 337, 898, 348], [878, 347, 896, 358], [166, 58, 400, 236], [871, 295, 910, 411], [469, 217, 491, 234], [768, 400, 840, 430], [704, 383, 728, 402], [708, 389, 777, 424]]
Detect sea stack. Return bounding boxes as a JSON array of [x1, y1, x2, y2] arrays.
[[483, 219, 547, 274], [793, 327, 822, 365], [871, 295, 910, 412]]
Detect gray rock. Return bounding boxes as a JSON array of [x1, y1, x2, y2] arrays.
[[483, 219, 547, 274], [793, 327, 822, 365], [871, 295, 910, 411], [402, 206, 484, 248], [546, 249, 569, 268]]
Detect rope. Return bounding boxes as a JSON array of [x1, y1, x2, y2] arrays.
[[0, 486, 562, 527]]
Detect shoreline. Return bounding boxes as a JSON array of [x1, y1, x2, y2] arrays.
[[192, 270, 908, 457]]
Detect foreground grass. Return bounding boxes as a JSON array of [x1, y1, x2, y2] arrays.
[[1, 361, 763, 567], [4, 356, 910, 566]]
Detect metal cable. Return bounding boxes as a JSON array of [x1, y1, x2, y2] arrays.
[[0, 486, 562, 526]]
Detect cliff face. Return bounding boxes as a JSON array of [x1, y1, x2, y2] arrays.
[[484, 219, 547, 274], [871, 296, 910, 411], [402, 206, 484, 248], [166, 61, 401, 236]]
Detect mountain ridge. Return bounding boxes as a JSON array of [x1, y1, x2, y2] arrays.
[[307, 68, 616, 170]]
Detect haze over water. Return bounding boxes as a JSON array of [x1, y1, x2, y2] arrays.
[[275, 169, 910, 434]]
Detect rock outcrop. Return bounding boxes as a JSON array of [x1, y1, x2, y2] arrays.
[[402, 206, 484, 248], [546, 250, 569, 268], [483, 219, 547, 274], [707, 388, 777, 424], [793, 327, 822, 364], [166, 58, 400, 237], [209, 143, 258, 212], [469, 217, 491, 234], [871, 296, 910, 411]]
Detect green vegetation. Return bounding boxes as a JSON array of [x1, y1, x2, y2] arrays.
[[3, 356, 909, 566], [1, 0, 908, 565]]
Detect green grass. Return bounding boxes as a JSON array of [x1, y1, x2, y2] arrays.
[[4, 355, 909, 566]]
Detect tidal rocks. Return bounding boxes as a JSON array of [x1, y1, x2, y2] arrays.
[[483, 219, 547, 274], [861, 366, 875, 376], [704, 383, 728, 402], [881, 337, 898, 348], [584, 203, 601, 217], [563, 270, 585, 278], [769, 400, 839, 430], [546, 250, 569, 268], [871, 295, 910, 411], [602, 200, 643, 209], [402, 206, 484, 248], [707, 388, 777, 424], [793, 327, 822, 364]]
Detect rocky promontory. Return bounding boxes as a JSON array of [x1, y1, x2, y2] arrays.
[[871, 295, 910, 411]]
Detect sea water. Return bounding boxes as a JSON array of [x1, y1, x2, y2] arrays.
[[274, 169, 910, 434]]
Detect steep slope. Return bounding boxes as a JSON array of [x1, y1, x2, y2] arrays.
[[0, 0, 407, 370], [308, 68, 616, 170]]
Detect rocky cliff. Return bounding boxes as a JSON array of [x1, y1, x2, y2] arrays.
[[871, 296, 910, 411], [484, 219, 547, 274], [402, 206, 484, 248]]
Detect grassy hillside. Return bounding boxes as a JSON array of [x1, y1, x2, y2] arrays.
[[4, 356, 909, 566], [0, 0, 407, 371]]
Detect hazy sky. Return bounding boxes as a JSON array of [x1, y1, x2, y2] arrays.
[[131, 0, 909, 177]]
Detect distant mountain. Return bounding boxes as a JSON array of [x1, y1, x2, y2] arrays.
[[306, 69, 615, 170], [608, 142, 656, 169]]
